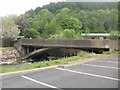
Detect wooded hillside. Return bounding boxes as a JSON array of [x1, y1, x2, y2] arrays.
[[16, 2, 118, 38]]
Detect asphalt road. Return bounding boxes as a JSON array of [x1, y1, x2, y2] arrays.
[[1, 54, 119, 89]]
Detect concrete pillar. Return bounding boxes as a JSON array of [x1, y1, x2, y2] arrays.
[[26, 46, 29, 55], [21, 46, 27, 57], [34, 47, 36, 51]]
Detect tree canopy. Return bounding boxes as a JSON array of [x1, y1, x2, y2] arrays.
[[23, 28, 40, 38]]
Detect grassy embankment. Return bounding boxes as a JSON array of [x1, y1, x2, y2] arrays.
[[0, 49, 119, 73]]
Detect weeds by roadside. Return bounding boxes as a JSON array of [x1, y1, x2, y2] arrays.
[[103, 50, 120, 54]]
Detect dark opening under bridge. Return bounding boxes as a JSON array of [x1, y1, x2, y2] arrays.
[[15, 38, 119, 59]]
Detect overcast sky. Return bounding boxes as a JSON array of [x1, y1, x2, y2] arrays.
[[0, 0, 65, 16], [0, 0, 118, 16]]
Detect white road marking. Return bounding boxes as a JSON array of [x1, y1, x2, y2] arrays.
[[94, 60, 119, 63], [57, 68, 120, 81], [22, 75, 61, 89], [81, 63, 119, 69]]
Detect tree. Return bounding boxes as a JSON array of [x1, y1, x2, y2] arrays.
[[60, 16, 82, 32], [62, 29, 76, 38], [104, 9, 118, 32], [33, 2, 117, 13], [43, 8, 70, 37], [23, 28, 41, 38], [2, 16, 18, 43], [44, 18, 62, 35], [27, 9, 53, 31], [1, 15, 20, 46], [15, 14, 28, 35]]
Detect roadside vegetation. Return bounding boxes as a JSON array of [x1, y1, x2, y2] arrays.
[[103, 50, 120, 54], [0, 52, 107, 73], [0, 47, 15, 50]]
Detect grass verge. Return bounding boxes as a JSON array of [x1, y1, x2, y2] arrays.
[[0, 53, 105, 73], [103, 50, 120, 54], [0, 47, 15, 50]]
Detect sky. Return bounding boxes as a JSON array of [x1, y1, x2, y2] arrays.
[[0, 0, 65, 16], [0, 0, 118, 16]]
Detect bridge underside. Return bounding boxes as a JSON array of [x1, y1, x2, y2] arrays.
[[21, 47, 109, 60], [21, 47, 58, 60]]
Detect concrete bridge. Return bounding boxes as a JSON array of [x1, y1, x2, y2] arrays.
[[14, 38, 119, 59]]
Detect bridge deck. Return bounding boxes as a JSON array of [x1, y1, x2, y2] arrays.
[[19, 39, 113, 49]]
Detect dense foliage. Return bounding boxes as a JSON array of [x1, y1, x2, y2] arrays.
[[23, 28, 41, 38], [16, 2, 118, 38]]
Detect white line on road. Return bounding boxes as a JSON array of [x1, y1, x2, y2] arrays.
[[57, 68, 120, 81], [94, 60, 119, 64], [81, 63, 119, 69], [22, 75, 61, 90]]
